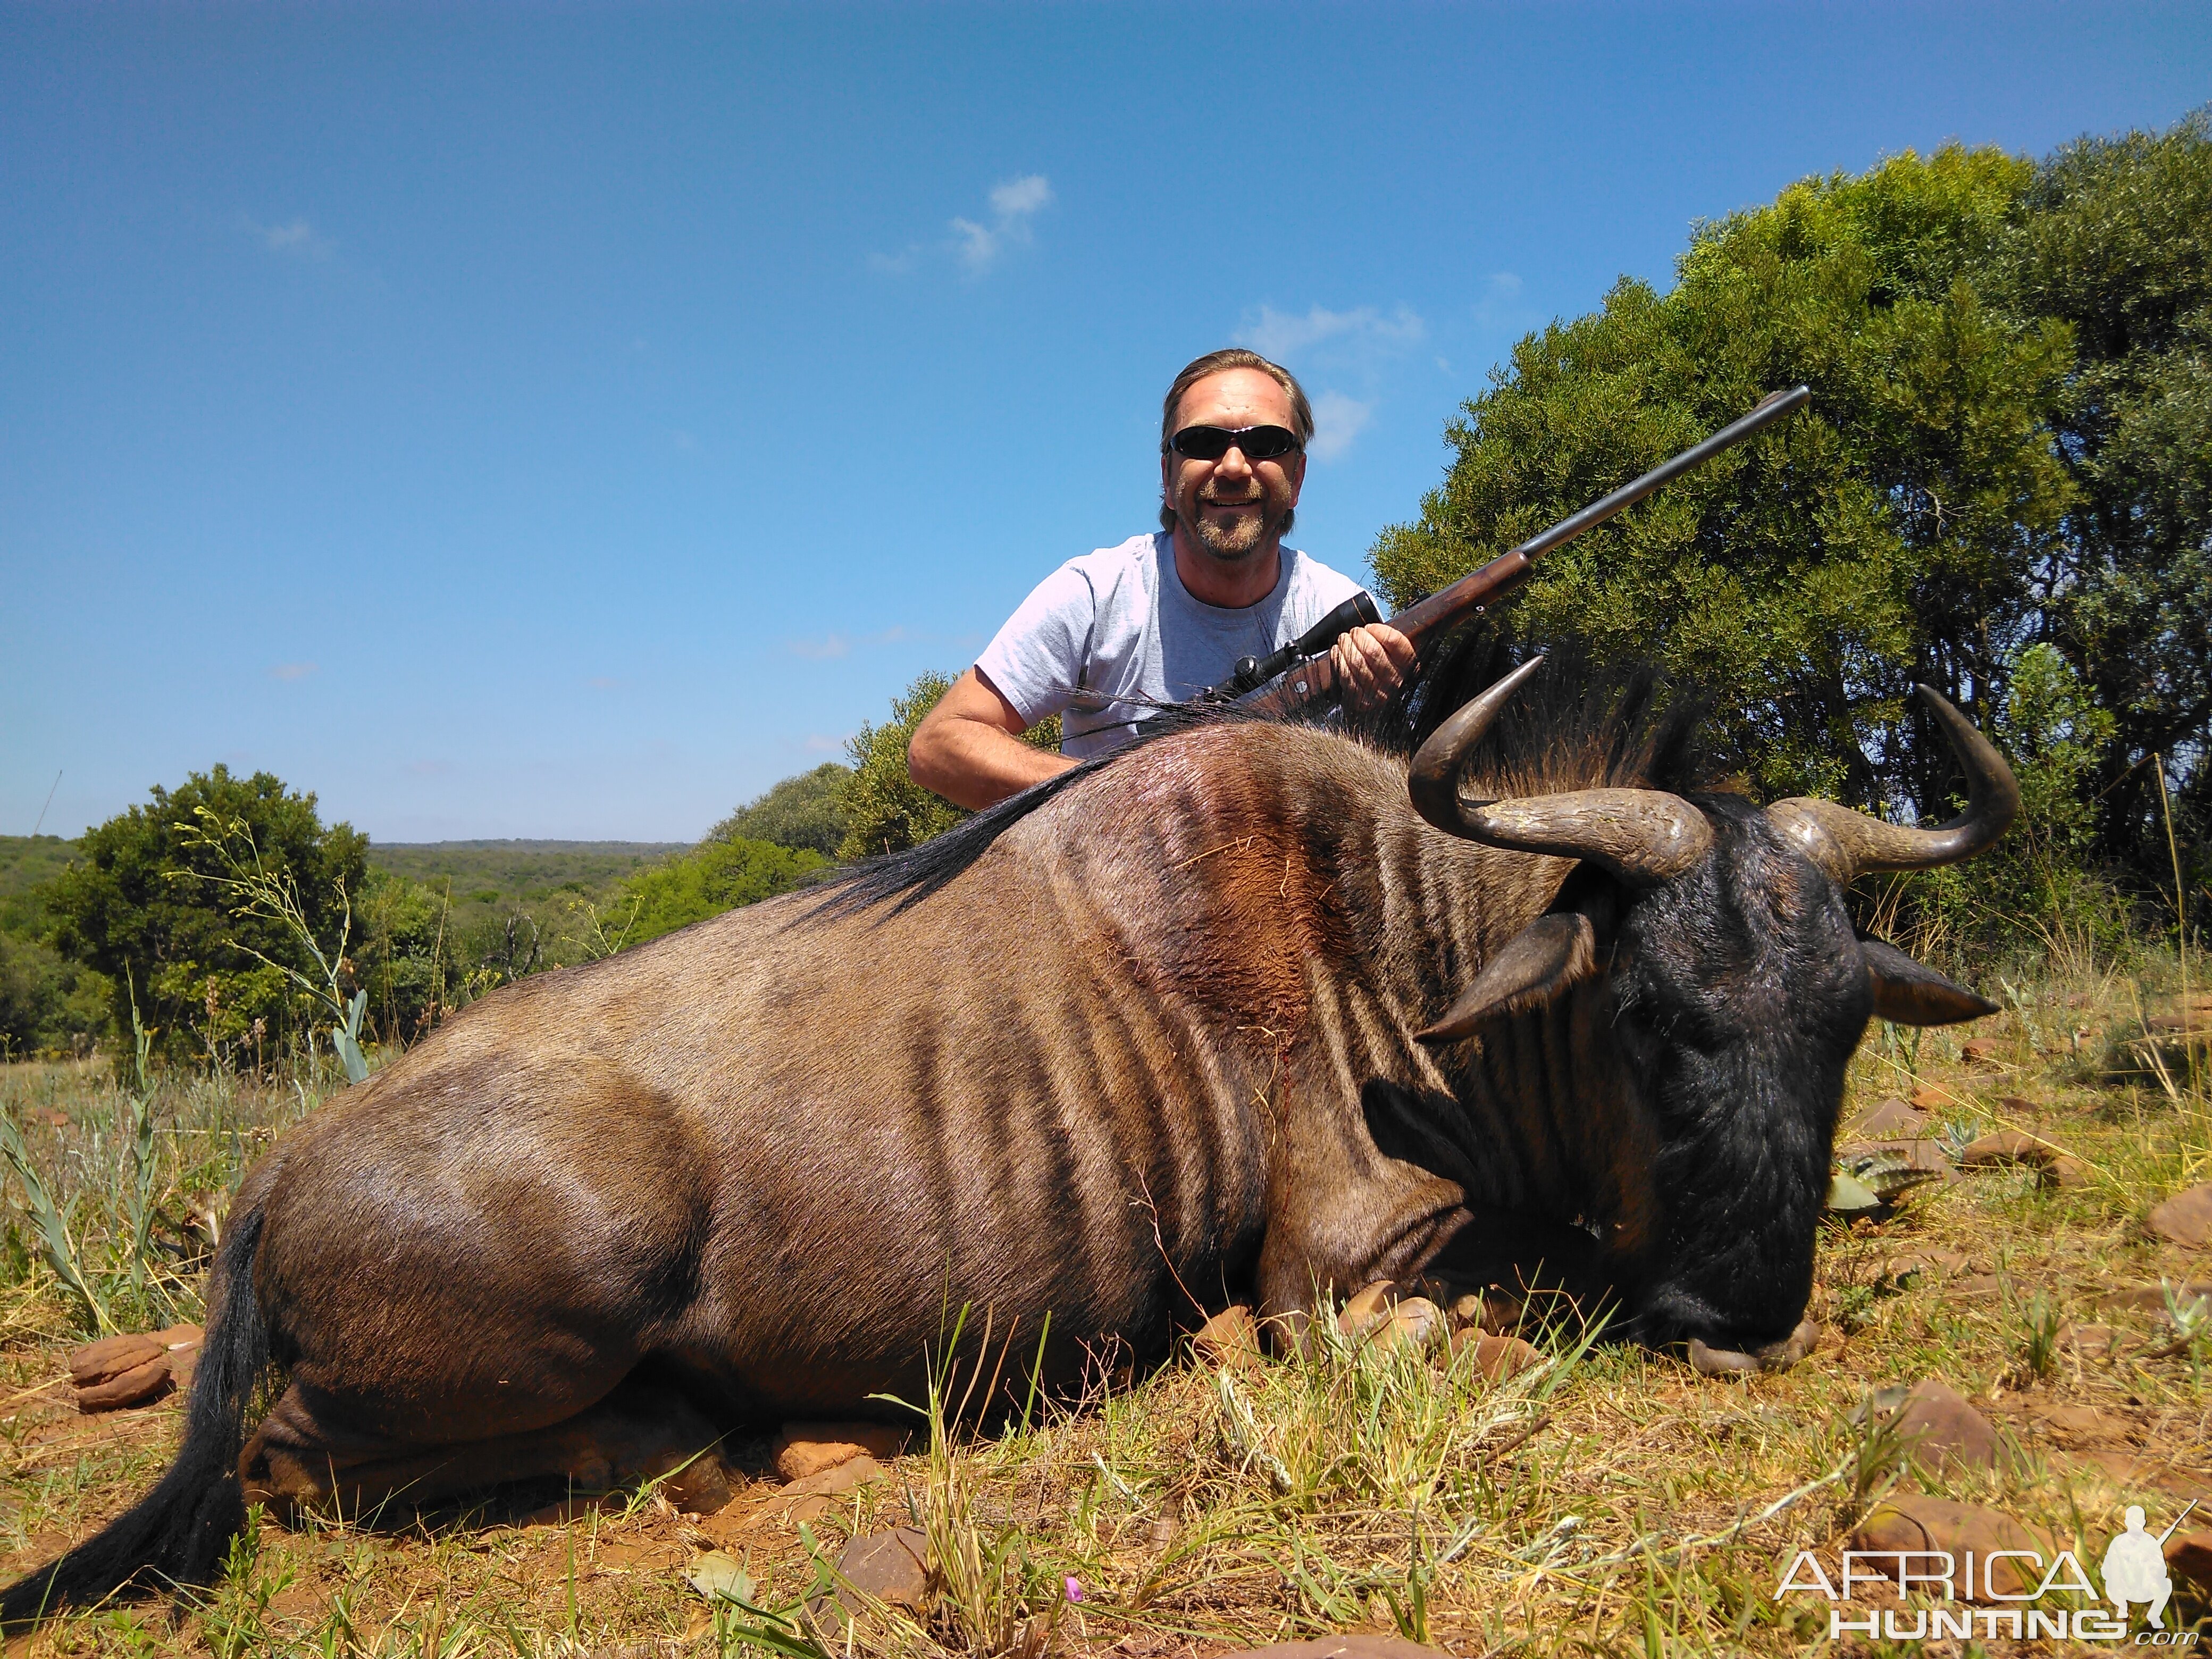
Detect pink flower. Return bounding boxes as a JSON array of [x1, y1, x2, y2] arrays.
[[1063, 1577, 1084, 1603]]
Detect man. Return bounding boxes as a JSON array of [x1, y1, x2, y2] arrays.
[[908, 349, 1415, 811]]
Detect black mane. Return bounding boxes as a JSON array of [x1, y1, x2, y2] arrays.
[[806, 627, 1715, 923]]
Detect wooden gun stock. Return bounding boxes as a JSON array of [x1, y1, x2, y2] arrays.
[[1238, 384, 1812, 717]]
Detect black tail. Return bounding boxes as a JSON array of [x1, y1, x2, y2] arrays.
[[1, 1207, 270, 1627]]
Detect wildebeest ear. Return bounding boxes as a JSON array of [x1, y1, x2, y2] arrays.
[[1416, 913, 1597, 1044], [1861, 937, 1999, 1026]]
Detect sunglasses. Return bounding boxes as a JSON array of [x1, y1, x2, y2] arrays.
[[1166, 424, 1303, 462]]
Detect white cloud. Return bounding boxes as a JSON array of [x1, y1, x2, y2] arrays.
[[1238, 304, 1424, 363], [242, 215, 336, 260], [955, 173, 1054, 274], [989, 175, 1053, 219], [269, 661, 317, 681], [1307, 392, 1373, 463], [876, 174, 1054, 277]]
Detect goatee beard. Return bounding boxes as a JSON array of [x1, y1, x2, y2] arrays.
[[1185, 499, 1286, 559]]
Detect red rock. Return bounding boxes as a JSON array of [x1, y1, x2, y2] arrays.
[[1962, 1037, 2003, 1066], [1337, 1281, 1396, 1338], [76, 1353, 171, 1412], [782, 1453, 885, 1498], [1962, 1130, 2088, 1190], [1889, 1379, 2015, 1473], [2166, 1530, 2212, 1589], [833, 1524, 931, 1613], [770, 1422, 908, 1482], [1910, 1083, 1966, 1111], [2150, 1184, 2212, 1247], [1193, 1305, 1262, 1369], [1369, 1297, 1444, 1355], [68, 1332, 163, 1387], [1853, 1496, 2050, 1601], [1854, 1097, 1930, 1137], [2103, 1282, 2212, 1312], [1886, 1247, 1972, 1280], [1448, 1290, 1523, 1333], [2062, 1322, 2119, 1359], [1453, 1330, 1543, 1379]]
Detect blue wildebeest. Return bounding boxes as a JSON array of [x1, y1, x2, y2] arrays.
[[2, 658, 2013, 1621]]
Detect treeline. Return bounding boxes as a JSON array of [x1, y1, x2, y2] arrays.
[[0, 766, 844, 1064]]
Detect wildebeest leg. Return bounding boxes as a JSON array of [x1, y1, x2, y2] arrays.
[[1253, 1141, 1472, 1319], [241, 1373, 731, 1519]]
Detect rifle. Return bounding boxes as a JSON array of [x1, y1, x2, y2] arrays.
[[1207, 384, 1813, 716]]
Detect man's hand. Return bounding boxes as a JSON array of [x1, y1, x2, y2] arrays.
[[1324, 622, 1417, 712], [908, 667, 1077, 811]]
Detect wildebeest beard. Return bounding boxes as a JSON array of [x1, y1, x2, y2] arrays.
[[0, 644, 2014, 1628]]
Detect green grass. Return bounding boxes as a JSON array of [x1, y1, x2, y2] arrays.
[[3, 964, 2211, 1654]]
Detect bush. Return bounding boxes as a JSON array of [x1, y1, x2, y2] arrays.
[[613, 837, 828, 948], [835, 674, 1062, 862], [44, 766, 368, 1064], [709, 762, 851, 856]]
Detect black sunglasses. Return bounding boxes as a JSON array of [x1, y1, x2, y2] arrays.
[[1166, 423, 1303, 462]]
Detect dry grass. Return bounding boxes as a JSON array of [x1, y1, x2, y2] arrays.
[[4, 961, 2211, 1657]]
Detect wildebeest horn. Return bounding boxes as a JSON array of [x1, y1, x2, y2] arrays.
[[1763, 685, 2020, 882], [1407, 656, 1714, 885]]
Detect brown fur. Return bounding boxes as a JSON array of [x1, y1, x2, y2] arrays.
[[210, 719, 1615, 1513]]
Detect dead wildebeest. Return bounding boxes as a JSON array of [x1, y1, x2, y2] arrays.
[[1, 655, 2014, 1622]]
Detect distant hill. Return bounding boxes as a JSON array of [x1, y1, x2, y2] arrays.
[[367, 840, 687, 911]]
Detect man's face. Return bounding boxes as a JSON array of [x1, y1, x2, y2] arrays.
[[1161, 368, 1307, 563]]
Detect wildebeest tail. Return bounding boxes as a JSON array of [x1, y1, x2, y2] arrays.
[[0, 1206, 270, 1627]]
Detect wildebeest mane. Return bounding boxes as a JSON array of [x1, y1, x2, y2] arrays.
[[807, 626, 1715, 923]]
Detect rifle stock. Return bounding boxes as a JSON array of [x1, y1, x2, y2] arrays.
[[1233, 384, 1812, 717]]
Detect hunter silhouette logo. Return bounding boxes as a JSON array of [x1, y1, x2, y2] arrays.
[[1774, 1502, 2203, 1645], [2105, 1503, 2196, 1630]]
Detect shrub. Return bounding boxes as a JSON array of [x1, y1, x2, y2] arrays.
[[614, 836, 827, 948], [708, 761, 851, 856]]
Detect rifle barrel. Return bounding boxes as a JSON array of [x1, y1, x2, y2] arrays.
[[1388, 384, 1812, 641]]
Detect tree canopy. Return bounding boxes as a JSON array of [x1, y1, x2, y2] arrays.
[[1373, 111, 2210, 903], [613, 837, 827, 948], [708, 762, 851, 857], [45, 767, 368, 1061]]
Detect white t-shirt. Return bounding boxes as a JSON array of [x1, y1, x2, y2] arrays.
[[975, 532, 1371, 758]]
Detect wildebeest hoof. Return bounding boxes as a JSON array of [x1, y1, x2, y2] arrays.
[[1688, 1318, 1820, 1377]]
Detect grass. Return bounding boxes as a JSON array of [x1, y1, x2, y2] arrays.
[[3, 960, 2212, 1655]]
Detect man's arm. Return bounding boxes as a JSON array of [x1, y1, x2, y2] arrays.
[[908, 666, 1077, 811]]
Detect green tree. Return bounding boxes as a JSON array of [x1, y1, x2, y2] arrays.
[[838, 673, 969, 861], [1994, 110, 2212, 871], [709, 761, 852, 856], [1375, 144, 2075, 816], [613, 837, 827, 947], [45, 767, 368, 1062], [835, 673, 1062, 862]]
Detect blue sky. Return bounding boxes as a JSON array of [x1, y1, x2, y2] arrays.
[[5, 3, 2206, 843]]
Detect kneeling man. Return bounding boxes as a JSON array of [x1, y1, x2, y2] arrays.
[[909, 349, 1414, 811]]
